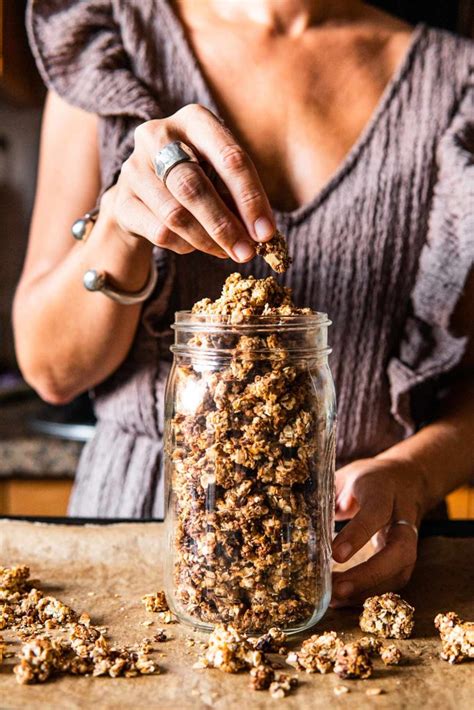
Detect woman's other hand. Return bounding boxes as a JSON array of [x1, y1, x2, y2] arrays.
[[109, 104, 275, 261], [330, 457, 427, 607]]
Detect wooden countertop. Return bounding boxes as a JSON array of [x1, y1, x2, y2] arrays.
[[0, 520, 472, 709], [0, 399, 81, 479]]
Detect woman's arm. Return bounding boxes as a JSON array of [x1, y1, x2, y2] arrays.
[[13, 92, 153, 404], [14, 92, 277, 403], [331, 275, 474, 605]]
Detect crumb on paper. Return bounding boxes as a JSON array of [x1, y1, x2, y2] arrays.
[[334, 685, 350, 696]]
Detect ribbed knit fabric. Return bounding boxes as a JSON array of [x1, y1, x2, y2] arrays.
[[27, 1, 473, 518]]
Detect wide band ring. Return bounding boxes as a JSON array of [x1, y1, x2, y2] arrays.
[[154, 140, 199, 186], [392, 520, 419, 538]]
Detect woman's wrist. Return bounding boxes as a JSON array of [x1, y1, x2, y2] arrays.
[[84, 201, 154, 293], [375, 448, 431, 521]]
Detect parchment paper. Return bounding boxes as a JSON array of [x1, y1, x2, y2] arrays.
[[0, 520, 472, 710]]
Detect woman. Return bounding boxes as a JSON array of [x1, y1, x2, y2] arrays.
[[14, 0, 473, 607]]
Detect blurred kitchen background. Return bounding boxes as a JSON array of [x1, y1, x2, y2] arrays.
[[0, 0, 473, 518]]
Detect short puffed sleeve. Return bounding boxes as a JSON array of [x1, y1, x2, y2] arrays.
[[27, 0, 163, 189]]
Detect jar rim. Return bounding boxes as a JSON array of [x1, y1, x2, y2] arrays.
[[173, 310, 331, 330]]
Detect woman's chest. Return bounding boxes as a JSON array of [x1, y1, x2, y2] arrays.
[[172, 27, 411, 211]]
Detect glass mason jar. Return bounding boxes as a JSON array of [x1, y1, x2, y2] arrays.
[[163, 311, 336, 635]]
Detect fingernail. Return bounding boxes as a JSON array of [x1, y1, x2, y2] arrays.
[[254, 216, 274, 241], [334, 542, 352, 562], [233, 240, 255, 262], [334, 581, 354, 598]]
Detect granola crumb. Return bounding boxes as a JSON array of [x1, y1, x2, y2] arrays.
[[366, 688, 384, 696], [360, 593, 415, 639], [334, 685, 350, 696]]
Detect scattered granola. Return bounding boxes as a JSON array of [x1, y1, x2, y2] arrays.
[[360, 594, 415, 639], [434, 612, 474, 664], [0, 565, 160, 685], [170, 273, 332, 633], [366, 687, 384, 696], [286, 631, 343, 674], [255, 229, 292, 273], [333, 642, 372, 680]]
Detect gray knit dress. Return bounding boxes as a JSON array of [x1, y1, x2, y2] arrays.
[[27, 1, 473, 518]]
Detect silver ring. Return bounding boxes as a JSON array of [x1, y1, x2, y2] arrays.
[[154, 140, 199, 186], [392, 520, 418, 538]]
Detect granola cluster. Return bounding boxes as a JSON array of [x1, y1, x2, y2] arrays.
[[195, 624, 298, 699], [0, 565, 159, 684], [434, 612, 474, 664], [286, 629, 402, 679], [170, 273, 332, 632], [255, 230, 293, 273], [359, 593, 415, 639]]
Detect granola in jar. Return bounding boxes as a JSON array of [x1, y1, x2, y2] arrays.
[[164, 273, 336, 634]]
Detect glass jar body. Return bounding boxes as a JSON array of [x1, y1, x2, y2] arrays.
[[163, 315, 336, 635]]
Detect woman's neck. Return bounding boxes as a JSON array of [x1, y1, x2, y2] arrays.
[[175, 0, 362, 36]]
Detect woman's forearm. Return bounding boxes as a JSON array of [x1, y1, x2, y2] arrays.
[[377, 377, 474, 513], [13, 206, 153, 404]]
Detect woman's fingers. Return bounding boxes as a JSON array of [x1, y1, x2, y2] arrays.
[[119, 157, 227, 258], [164, 161, 256, 261], [174, 105, 276, 242], [332, 486, 392, 563], [114, 193, 195, 255], [331, 524, 417, 607]]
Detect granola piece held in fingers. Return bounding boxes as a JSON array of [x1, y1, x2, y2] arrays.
[[255, 229, 293, 273]]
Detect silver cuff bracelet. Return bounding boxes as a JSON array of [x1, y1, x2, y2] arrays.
[[72, 207, 158, 305], [83, 258, 158, 305]]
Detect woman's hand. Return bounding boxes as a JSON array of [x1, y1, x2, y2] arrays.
[[108, 104, 275, 261], [330, 457, 427, 607]]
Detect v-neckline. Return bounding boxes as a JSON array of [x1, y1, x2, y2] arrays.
[[158, 1, 426, 224]]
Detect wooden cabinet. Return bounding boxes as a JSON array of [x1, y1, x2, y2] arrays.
[[0, 479, 73, 516]]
